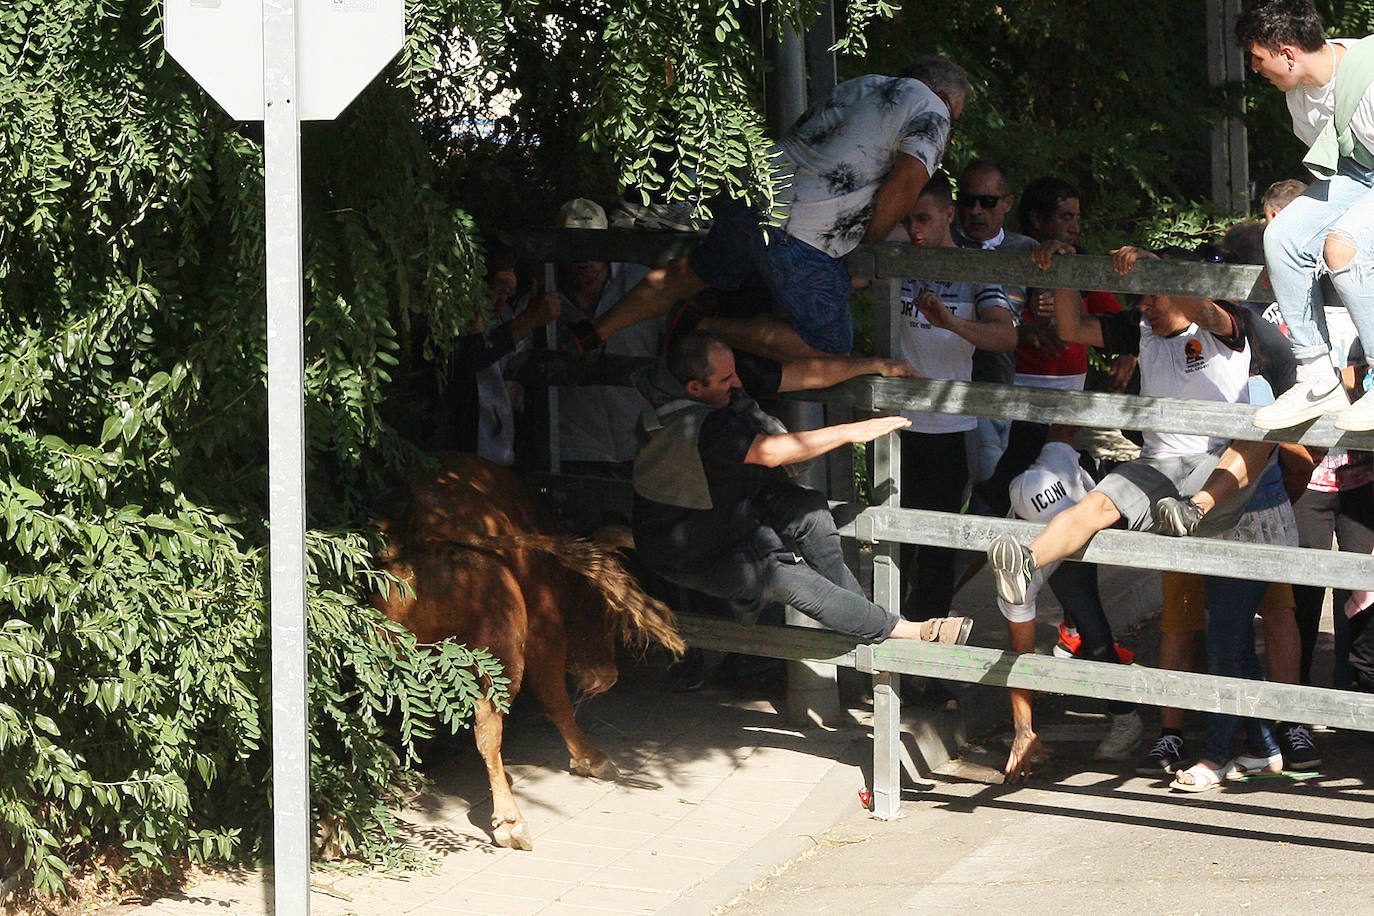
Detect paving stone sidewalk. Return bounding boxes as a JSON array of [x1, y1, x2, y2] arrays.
[[102, 663, 876, 916]]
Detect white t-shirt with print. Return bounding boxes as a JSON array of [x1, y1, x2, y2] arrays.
[[774, 75, 952, 259], [1287, 39, 1374, 151], [896, 277, 1011, 434], [1138, 319, 1251, 457]]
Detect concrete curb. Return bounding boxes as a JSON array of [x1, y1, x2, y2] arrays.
[[658, 729, 868, 915]]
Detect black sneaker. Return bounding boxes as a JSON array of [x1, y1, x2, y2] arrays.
[[1136, 733, 1186, 776], [1279, 723, 1322, 770]]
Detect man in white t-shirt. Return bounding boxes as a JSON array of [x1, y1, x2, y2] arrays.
[[894, 172, 1015, 620], [1235, 1, 1374, 430], [987, 246, 1284, 610], [579, 58, 971, 362]]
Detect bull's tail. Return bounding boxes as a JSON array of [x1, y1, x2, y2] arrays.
[[419, 532, 686, 658]]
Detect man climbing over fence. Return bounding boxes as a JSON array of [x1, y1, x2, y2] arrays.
[[573, 57, 971, 362], [986, 245, 1290, 620], [631, 331, 972, 644]]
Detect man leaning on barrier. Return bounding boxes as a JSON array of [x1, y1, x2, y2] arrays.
[[987, 244, 1293, 620], [630, 331, 972, 644]]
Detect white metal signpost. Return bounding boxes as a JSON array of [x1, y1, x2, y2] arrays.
[[164, 1, 404, 911]]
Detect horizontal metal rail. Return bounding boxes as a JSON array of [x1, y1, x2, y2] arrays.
[[523, 350, 1374, 451], [811, 376, 1374, 450], [676, 613, 1374, 732], [845, 509, 1374, 592], [850, 243, 1276, 301]]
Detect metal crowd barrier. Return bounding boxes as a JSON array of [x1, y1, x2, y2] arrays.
[[518, 229, 1374, 820]]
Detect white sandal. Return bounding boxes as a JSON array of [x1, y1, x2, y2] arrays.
[[1225, 752, 1283, 780], [1170, 760, 1230, 793]]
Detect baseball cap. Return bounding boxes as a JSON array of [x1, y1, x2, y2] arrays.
[[558, 198, 608, 230]]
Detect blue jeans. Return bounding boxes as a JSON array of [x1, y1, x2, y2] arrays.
[[1199, 576, 1280, 765], [687, 197, 853, 354], [660, 484, 898, 641], [1264, 159, 1374, 363]]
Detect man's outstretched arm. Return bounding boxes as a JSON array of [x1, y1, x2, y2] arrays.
[[777, 355, 918, 393], [744, 415, 911, 467], [862, 154, 931, 245]]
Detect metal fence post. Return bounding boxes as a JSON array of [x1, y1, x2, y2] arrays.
[[262, 0, 310, 909], [869, 276, 904, 819]]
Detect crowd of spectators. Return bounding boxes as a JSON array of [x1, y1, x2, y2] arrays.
[[434, 0, 1374, 793]]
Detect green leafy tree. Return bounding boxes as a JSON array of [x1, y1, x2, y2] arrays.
[[0, 0, 508, 896], [0, 0, 902, 898]]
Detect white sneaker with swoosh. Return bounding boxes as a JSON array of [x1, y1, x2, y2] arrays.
[[1252, 375, 1347, 430]]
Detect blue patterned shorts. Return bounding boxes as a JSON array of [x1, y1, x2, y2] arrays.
[[688, 197, 853, 354]]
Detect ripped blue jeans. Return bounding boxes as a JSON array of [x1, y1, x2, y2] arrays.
[[1263, 159, 1374, 364]]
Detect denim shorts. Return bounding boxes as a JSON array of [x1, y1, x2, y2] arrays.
[[688, 197, 853, 354]]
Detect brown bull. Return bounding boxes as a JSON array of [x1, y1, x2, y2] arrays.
[[373, 452, 685, 850]]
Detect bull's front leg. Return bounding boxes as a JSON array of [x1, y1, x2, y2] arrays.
[[473, 698, 532, 850]]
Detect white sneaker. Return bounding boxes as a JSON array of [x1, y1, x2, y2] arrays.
[[987, 534, 1034, 606], [1252, 373, 1348, 429], [1094, 710, 1143, 761], [1334, 387, 1374, 431]]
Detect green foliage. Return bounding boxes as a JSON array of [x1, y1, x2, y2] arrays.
[[0, 0, 503, 896], [419, 1, 906, 234], [852, 0, 1218, 246]]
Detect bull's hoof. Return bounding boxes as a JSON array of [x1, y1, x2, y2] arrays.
[[492, 819, 533, 851], [572, 755, 619, 780]]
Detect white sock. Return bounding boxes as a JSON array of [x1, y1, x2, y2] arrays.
[[1064, 626, 1079, 638], [1296, 357, 1338, 388]]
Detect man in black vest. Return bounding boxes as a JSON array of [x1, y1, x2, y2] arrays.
[[632, 332, 972, 643]]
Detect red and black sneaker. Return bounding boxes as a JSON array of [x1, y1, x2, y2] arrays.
[[1052, 623, 1135, 664]]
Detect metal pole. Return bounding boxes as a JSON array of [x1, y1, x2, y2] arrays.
[[1207, 0, 1250, 214], [767, 2, 808, 131], [805, 0, 837, 98], [765, 0, 839, 728], [868, 277, 903, 819], [262, 0, 311, 910]]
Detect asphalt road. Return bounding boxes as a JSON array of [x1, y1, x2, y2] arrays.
[[721, 589, 1374, 916]]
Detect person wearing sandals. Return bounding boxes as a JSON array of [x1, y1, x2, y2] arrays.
[[1166, 371, 1303, 792], [631, 331, 973, 644]]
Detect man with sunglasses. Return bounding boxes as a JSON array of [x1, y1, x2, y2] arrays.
[[953, 161, 1037, 486], [575, 57, 972, 362]]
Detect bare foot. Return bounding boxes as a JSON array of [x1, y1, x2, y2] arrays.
[[1004, 729, 1044, 784]]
